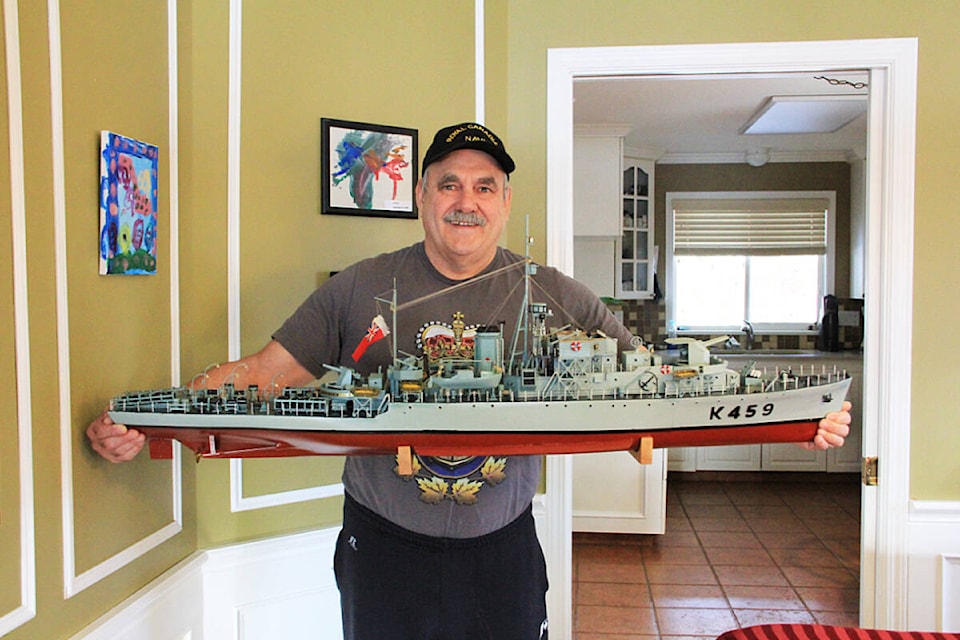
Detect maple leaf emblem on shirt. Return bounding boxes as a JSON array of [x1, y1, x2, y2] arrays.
[[416, 477, 449, 504], [450, 478, 484, 505], [480, 457, 507, 485]]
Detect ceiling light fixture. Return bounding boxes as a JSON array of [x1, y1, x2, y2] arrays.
[[740, 94, 868, 135], [745, 148, 770, 167]]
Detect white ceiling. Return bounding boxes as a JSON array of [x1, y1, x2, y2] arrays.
[[573, 71, 869, 163]]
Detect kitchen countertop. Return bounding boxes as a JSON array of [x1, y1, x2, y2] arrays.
[[711, 349, 863, 360]]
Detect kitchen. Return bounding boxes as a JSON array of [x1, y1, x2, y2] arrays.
[[572, 66, 868, 635], [567, 71, 867, 630]]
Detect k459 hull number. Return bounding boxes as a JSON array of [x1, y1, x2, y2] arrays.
[[709, 403, 775, 421]]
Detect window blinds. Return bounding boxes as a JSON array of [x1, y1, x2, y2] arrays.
[[672, 197, 829, 256]]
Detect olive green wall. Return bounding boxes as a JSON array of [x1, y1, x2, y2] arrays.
[[502, 0, 960, 500], [189, 0, 494, 548], [3, 1, 958, 637], [3, 2, 198, 639], [3, 1, 497, 636]]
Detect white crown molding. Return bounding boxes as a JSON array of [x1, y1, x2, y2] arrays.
[[574, 123, 633, 138], [623, 144, 664, 161], [658, 149, 854, 164]]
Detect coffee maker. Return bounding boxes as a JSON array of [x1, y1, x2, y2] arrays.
[[817, 295, 840, 352]]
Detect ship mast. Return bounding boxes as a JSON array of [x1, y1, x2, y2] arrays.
[[373, 279, 398, 364], [508, 218, 537, 371]]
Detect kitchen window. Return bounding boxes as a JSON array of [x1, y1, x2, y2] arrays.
[[665, 191, 836, 334]]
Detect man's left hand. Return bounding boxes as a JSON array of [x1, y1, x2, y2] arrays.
[[796, 400, 852, 451]]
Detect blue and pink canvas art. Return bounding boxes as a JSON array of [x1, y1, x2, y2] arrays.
[[99, 131, 159, 275]]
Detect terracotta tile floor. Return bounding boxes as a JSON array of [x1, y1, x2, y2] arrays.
[[573, 472, 861, 639]]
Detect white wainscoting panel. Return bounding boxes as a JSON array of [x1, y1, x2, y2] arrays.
[[202, 528, 341, 640], [907, 500, 960, 632], [71, 554, 206, 640], [71, 496, 553, 640]]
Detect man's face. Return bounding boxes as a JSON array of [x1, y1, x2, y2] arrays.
[[416, 149, 512, 279]]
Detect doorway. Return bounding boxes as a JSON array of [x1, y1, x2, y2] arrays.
[[543, 38, 917, 638]]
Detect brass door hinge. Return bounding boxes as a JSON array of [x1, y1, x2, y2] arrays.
[[862, 456, 878, 486]]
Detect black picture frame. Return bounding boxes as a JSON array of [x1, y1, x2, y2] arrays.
[[321, 118, 418, 219]]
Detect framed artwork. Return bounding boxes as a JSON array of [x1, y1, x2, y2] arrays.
[[321, 118, 418, 219], [99, 131, 159, 275]]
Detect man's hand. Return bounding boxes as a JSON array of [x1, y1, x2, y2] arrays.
[[87, 409, 146, 463], [796, 400, 852, 451]]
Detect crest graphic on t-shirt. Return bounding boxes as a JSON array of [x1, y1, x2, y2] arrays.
[[393, 313, 508, 505], [417, 311, 477, 361]]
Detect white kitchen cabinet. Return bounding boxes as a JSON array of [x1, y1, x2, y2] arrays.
[[573, 134, 659, 300], [573, 127, 628, 237], [573, 237, 616, 298], [668, 353, 863, 473], [696, 443, 762, 471], [573, 449, 667, 534], [616, 156, 656, 300]]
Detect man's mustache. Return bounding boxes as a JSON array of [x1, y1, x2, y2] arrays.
[[443, 211, 486, 226]]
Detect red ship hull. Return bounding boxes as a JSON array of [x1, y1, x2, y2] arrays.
[[142, 420, 820, 460]]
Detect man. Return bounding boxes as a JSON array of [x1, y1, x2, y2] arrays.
[[89, 122, 852, 639]]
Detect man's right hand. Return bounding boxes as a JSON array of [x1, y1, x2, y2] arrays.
[[87, 410, 146, 463]]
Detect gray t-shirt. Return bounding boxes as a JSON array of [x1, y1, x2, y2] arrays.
[[273, 242, 634, 538]]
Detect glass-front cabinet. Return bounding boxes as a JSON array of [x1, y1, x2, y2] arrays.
[[617, 157, 655, 299]]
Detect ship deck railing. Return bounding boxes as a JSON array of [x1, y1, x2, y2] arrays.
[[759, 364, 849, 394]]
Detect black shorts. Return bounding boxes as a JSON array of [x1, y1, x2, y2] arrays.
[[334, 493, 549, 640]]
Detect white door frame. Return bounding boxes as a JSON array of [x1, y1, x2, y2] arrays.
[[545, 38, 917, 635]]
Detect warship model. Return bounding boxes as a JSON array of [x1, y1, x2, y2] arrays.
[[109, 249, 851, 462]]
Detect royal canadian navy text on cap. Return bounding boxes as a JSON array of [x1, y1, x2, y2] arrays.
[[421, 122, 515, 175]]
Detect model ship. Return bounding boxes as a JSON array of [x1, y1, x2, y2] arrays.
[[109, 253, 851, 462]]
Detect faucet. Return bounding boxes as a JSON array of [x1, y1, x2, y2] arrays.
[[740, 321, 755, 350]]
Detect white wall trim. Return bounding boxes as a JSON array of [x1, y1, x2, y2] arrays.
[[224, 0, 344, 512], [167, 0, 182, 384], [474, 0, 484, 123], [52, 0, 184, 598], [0, 0, 37, 634], [541, 455, 571, 638], [227, 0, 242, 361], [547, 37, 918, 634], [229, 459, 344, 511], [909, 500, 960, 523]]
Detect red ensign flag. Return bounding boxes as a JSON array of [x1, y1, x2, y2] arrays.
[[351, 314, 390, 362]]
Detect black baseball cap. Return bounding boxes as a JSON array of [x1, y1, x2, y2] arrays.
[[421, 122, 515, 176]]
